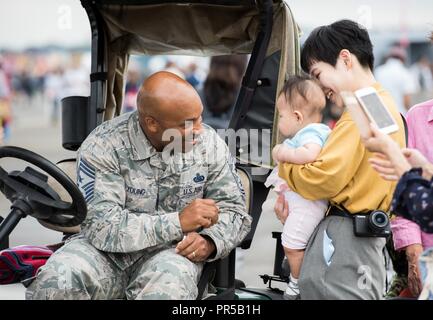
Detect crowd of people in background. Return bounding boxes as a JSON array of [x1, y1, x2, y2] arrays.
[[0, 52, 211, 145], [1, 45, 431, 146], [0, 51, 90, 144], [121, 47, 433, 134], [374, 45, 433, 117], [123, 49, 433, 132]]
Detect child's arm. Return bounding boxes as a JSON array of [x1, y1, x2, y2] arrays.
[[275, 143, 322, 165]]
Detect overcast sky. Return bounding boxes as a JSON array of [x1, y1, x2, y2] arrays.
[[0, 0, 432, 50]]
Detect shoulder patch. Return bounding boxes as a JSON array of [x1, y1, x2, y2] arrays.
[[77, 157, 96, 203]]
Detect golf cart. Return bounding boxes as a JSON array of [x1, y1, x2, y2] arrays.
[[0, 0, 301, 299]]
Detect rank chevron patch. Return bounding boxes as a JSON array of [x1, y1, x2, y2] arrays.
[[77, 157, 96, 203]]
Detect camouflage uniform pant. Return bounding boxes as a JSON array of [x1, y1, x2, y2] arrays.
[[25, 236, 203, 300]]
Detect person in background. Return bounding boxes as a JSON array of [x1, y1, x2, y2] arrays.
[[363, 123, 433, 300], [62, 52, 90, 98], [410, 55, 433, 94], [200, 55, 247, 130], [381, 32, 433, 300], [122, 69, 141, 114], [198, 55, 248, 272], [44, 66, 65, 125], [322, 100, 344, 129], [163, 59, 185, 79], [385, 96, 433, 298], [0, 57, 11, 143], [375, 46, 417, 115], [185, 62, 201, 89]]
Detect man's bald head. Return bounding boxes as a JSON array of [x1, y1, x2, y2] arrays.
[[136, 71, 204, 152], [137, 71, 202, 120]]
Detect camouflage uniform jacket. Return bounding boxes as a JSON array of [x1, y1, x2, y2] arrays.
[[76, 111, 251, 270]]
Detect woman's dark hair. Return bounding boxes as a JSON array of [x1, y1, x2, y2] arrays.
[[203, 55, 248, 116], [301, 19, 374, 73]]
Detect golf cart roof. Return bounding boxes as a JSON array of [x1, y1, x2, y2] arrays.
[[87, 0, 283, 56], [74, 0, 300, 169]]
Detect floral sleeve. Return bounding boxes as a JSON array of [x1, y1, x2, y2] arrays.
[[391, 168, 433, 233]]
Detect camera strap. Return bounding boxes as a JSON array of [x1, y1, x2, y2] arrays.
[[327, 206, 353, 219], [326, 205, 372, 219]]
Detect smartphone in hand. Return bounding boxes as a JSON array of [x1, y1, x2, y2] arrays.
[[354, 87, 399, 134], [340, 91, 372, 139], [341, 87, 399, 138]]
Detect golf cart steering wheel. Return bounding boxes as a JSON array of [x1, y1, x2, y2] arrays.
[[0, 146, 87, 243]]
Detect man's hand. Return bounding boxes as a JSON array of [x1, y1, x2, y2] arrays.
[[406, 243, 424, 297], [274, 193, 289, 224], [179, 199, 219, 233], [175, 232, 216, 262]]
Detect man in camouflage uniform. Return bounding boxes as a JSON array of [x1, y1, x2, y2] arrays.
[[26, 71, 251, 300]]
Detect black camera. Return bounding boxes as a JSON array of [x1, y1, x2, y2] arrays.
[[353, 211, 391, 238]]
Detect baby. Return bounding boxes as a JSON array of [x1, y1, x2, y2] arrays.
[[266, 75, 331, 300]]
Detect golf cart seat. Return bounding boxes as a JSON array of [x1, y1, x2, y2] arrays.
[[196, 165, 254, 300], [237, 168, 252, 214]]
